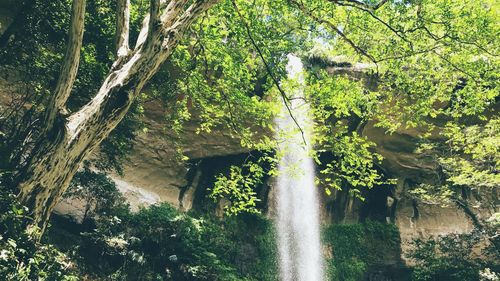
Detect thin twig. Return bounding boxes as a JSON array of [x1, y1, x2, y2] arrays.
[[232, 0, 307, 146], [290, 0, 379, 72], [338, 2, 414, 50]]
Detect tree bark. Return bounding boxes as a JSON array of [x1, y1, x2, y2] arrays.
[[16, 0, 219, 234], [115, 0, 130, 58], [45, 0, 86, 130]]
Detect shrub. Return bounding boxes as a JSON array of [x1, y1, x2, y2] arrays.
[[0, 188, 78, 280], [69, 203, 277, 280], [323, 220, 401, 281], [409, 231, 500, 281]]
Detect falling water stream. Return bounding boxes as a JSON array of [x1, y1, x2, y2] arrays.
[[275, 54, 324, 281]]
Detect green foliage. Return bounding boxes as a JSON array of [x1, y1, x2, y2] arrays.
[[0, 187, 77, 280], [413, 118, 499, 205], [323, 221, 401, 281], [440, 119, 499, 189], [161, 0, 304, 155], [317, 132, 391, 198], [1, 0, 498, 210], [210, 161, 264, 215], [198, 213, 278, 281], [64, 202, 277, 281], [160, 0, 497, 206], [208, 151, 276, 216], [409, 231, 499, 281], [306, 71, 391, 197]]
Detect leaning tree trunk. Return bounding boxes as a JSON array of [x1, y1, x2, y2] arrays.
[[15, 0, 219, 234]]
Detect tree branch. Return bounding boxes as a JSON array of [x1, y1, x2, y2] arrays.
[[455, 198, 483, 230], [375, 45, 442, 62], [115, 0, 130, 57], [160, 0, 218, 51], [168, 0, 217, 31], [16, 0, 220, 234], [135, 0, 187, 50], [337, 2, 414, 49], [328, 0, 388, 11], [135, 15, 150, 49], [160, 0, 189, 29], [45, 0, 86, 129], [233, 0, 307, 146], [290, 0, 378, 68], [147, 0, 161, 41]]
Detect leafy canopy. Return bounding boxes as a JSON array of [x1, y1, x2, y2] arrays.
[[181, 0, 498, 213], [0, 0, 498, 215]]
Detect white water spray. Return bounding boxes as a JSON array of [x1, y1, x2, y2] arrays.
[[275, 54, 324, 281]]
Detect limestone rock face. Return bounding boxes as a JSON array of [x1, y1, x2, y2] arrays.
[[110, 101, 248, 210], [362, 121, 440, 182], [107, 100, 486, 259], [359, 121, 499, 264], [395, 194, 473, 260]]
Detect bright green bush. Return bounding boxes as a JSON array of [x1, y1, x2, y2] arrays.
[[64, 203, 277, 281], [0, 188, 78, 281]]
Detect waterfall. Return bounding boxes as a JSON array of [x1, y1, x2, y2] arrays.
[[275, 54, 324, 281]]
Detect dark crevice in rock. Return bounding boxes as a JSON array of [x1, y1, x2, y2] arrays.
[[360, 183, 394, 223], [177, 160, 201, 210], [411, 199, 420, 221], [188, 151, 271, 214]]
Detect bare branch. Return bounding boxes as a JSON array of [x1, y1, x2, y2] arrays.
[[135, 14, 150, 49], [135, 0, 187, 50], [115, 0, 130, 57], [433, 51, 477, 80], [148, 0, 161, 40], [336, 2, 414, 50], [233, 0, 307, 146], [160, 0, 189, 28], [375, 45, 442, 62], [372, 0, 389, 10], [45, 0, 86, 128]]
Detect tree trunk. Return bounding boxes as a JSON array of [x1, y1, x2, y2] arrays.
[[18, 42, 172, 232], [15, 0, 219, 233]]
